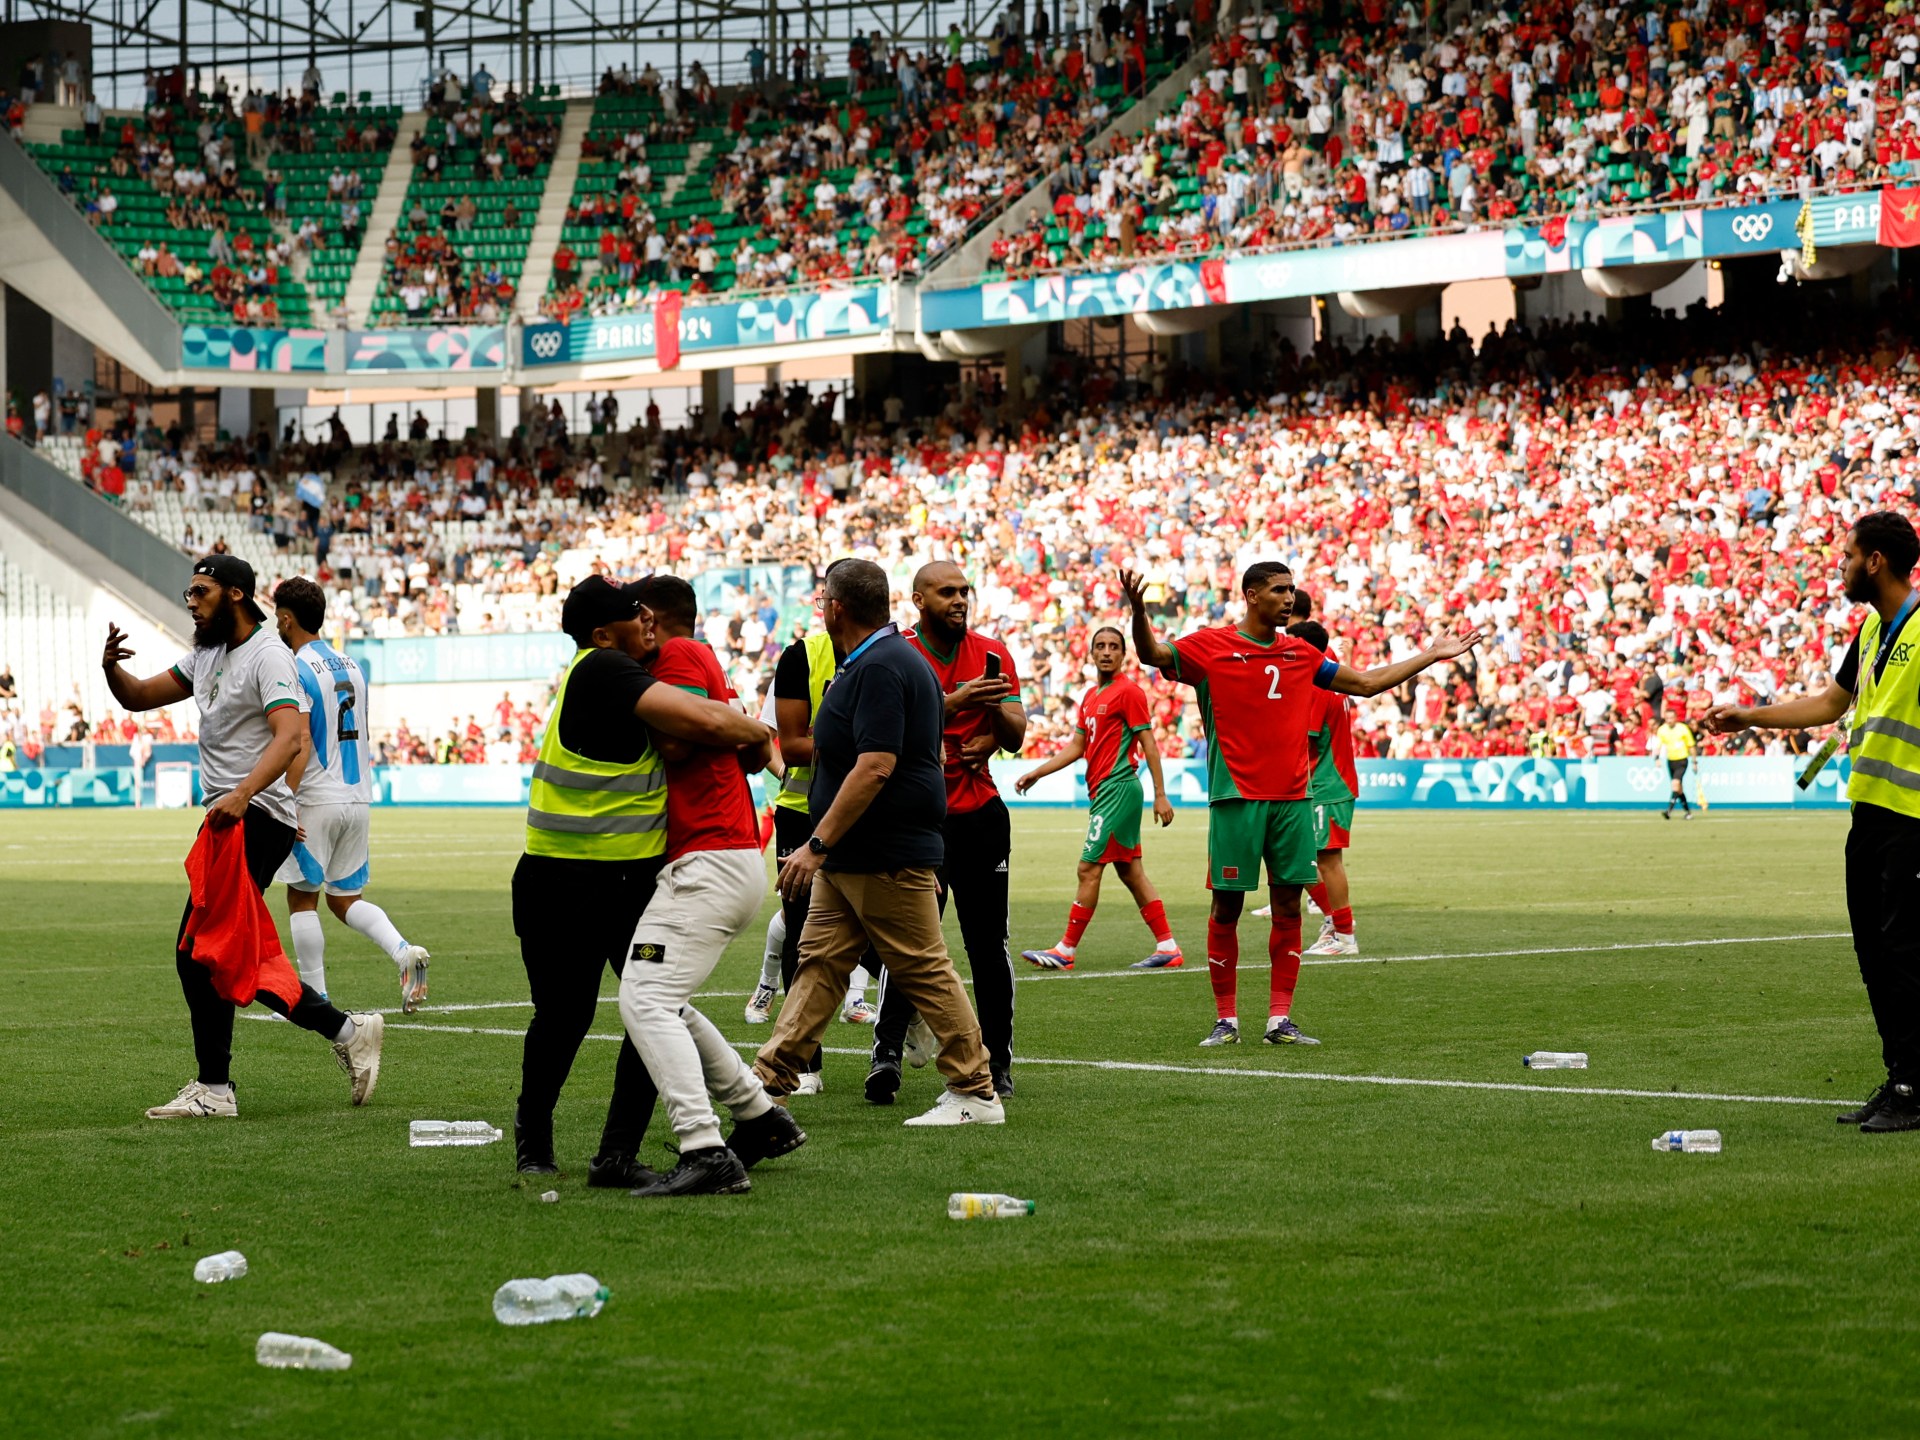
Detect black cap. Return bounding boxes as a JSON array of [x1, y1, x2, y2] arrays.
[[561, 575, 642, 644], [192, 554, 266, 623]]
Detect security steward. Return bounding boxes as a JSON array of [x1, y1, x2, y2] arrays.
[[512, 575, 771, 1181], [770, 614, 841, 1079], [1707, 511, 1920, 1132], [869, 560, 1027, 1101]]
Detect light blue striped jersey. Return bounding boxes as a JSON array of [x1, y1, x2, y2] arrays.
[[294, 638, 371, 805]]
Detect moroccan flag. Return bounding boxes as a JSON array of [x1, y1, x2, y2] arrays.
[[1878, 188, 1920, 249], [653, 290, 683, 370], [1541, 213, 1568, 250]]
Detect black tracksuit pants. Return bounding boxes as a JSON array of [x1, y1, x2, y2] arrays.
[[873, 797, 1014, 1074], [175, 806, 350, 1087], [1846, 802, 1920, 1084], [512, 852, 664, 1157]]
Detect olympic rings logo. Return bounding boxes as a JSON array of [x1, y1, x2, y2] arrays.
[[1730, 213, 1774, 243], [529, 330, 564, 359]]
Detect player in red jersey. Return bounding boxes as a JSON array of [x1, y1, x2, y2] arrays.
[[617, 576, 804, 1197], [868, 560, 1026, 1101], [1014, 626, 1181, 970], [1290, 620, 1361, 956], [1121, 562, 1481, 1048]]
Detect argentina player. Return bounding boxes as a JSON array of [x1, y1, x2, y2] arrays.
[[272, 578, 431, 1011]]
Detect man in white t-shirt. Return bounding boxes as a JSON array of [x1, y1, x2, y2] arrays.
[[102, 555, 385, 1120]]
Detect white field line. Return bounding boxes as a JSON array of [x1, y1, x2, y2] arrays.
[[305, 1019, 1857, 1109], [257, 930, 1851, 1020]]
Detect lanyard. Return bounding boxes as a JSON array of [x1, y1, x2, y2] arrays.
[[1872, 591, 1919, 682], [838, 622, 897, 676]]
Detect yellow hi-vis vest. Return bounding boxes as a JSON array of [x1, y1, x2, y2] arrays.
[[1848, 605, 1920, 821], [773, 630, 837, 816], [524, 650, 668, 859]]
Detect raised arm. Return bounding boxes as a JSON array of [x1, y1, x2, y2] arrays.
[[1704, 679, 1852, 735], [1328, 626, 1484, 698], [102, 623, 190, 713], [635, 684, 770, 748], [1117, 568, 1176, 671]]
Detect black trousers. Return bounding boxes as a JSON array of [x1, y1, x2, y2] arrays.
[[873, 797, 1013, 1073], [175, 807, 349, 1086], [1845, 802, 1920, 1084], [512, 852, 664, 1157], [774, 805, 823, 1074]]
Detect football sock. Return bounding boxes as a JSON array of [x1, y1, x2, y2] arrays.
[[203, 1081, 233, 1099], [847, 964, 872, 1005], [289, 910, 328, 995], [758, 911, 787, 989], [343, 900, 408, 962], [1307, 881, 1333, 916], [1139, 899, 1174, 944], [1206, 918, 1239, 1021], [1268, 916, 1303, 1019], [1061, 902, 1094, 952], [1332, 907, 1354, 936], [333, 1016, 356, 1045]]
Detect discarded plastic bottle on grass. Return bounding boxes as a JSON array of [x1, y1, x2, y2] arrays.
[[1523, 1051, 1589, 1070], [492, 1274, 609, 1326], [1652, 1129, 1722, 1154], [193, 1250, 248, 1283], [410, 1120, 504, 1147], [256, 1333, 353, 1370], [948, 1193, 1035, 1220]]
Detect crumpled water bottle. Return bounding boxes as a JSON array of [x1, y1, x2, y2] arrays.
[[256, 1333, 353, 1370], [410, 1120, 504, 1147], [492, 1273, 609, 1325], [948, 1193, 1036, 1220], [193, 1250, 248, 1283], [1523, 1051, 1588, 1069]]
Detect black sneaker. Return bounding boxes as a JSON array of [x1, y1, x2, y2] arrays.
[[865, 1054, 902, 1105], [991, 1067, 1015, 1098], [1861, 1083, 1920, 1134], [514, 1105, 559, 1175], [727, 1105, 807, 1169], [1838, 1082, 1892, 1126], [630, 1146, 752, 1196], [587, 1152, 662, 1189]]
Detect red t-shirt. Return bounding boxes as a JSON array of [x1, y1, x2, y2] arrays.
[[1076, 674, 1151, 799], [904, 625, 1021, 815], [1166, 626, 1337, 802], [648, 636, 761, 859], [1306, 686, 1359, 801]]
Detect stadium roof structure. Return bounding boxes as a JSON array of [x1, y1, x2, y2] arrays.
[[12, 0, 1027, 108]]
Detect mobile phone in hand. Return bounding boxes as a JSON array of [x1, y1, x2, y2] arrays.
[[985, 652, 1002, 681]]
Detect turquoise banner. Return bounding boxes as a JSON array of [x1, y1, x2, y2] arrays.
[[181, 325, 328, 373], [347, 632, 577, 685], [521, 286, 892, 367], [345, 325, 507, 373]]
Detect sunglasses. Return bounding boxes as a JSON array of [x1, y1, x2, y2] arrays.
[[183, 583, 223, 603]]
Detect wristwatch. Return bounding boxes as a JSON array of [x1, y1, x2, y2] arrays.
[[807, 835, 831, 856]]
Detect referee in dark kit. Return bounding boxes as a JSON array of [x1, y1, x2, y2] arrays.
[[511, 576, 769, 1182], [1706, 512, 1920, 1132]]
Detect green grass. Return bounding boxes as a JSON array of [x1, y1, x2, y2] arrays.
[[2, 805, 1914, 1438]]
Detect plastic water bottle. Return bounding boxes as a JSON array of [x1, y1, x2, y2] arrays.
[[1652, 1129, 1722, 1154], [1523, 1051, 1589, 1069], [410, 1120, 504, 1147], [256, 1333, 353, 1370], [948, 1193, 1036, 1220], [492, 1273, 609, 1326], [193, 1250, 248, 1283], [540, 1191, 560, 1204]]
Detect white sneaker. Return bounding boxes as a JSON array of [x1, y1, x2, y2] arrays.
[[903, 1015, 935, 1069], [332, 1012, 385, 1106], [903, 1089, 1006, 1127], [1304, 931, 1359, 956], [1251, 904, 1272, 918], [396, 946, 430, 1013], [145, 1079, 238, 1119], [842, 999, 878, 1024], [744, 982, 778, 1024], [794, 1071, 825, 1095]]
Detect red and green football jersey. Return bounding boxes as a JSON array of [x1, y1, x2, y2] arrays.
[[1165, 626, 1338, 802], [1076, 674, 1151, 799], [1306, 685, 1359, 805]]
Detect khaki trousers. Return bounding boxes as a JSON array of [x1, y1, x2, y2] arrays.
[[755, 866, 993, 1100]]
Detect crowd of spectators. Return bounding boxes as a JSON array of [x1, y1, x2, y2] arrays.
[[993, 0, 1919, 275], [27, 286, 1918, 767]]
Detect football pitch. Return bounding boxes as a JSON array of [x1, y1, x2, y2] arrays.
[[3, 804, 1913, 1438]]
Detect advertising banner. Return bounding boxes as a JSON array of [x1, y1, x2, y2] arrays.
[[347, 632, 577, 685], [181, 325, 328, 373], [344, 325, 507, 373], [520, 285, 892, 367]]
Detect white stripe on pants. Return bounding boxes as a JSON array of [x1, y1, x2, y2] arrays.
[[617, 848, 771, 1152]]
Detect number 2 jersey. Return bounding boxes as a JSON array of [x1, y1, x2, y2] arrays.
[[1164, 625, 1338, 803], [1077, 674, 1152, 800], [293, 638, 372, 806]]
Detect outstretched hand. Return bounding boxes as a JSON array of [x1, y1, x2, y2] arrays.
[[1116, 568, 1148, 614], [103, 623, 136, 670], [1702, 704, 1752, 736], [1428, 626, 1485, 661]]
